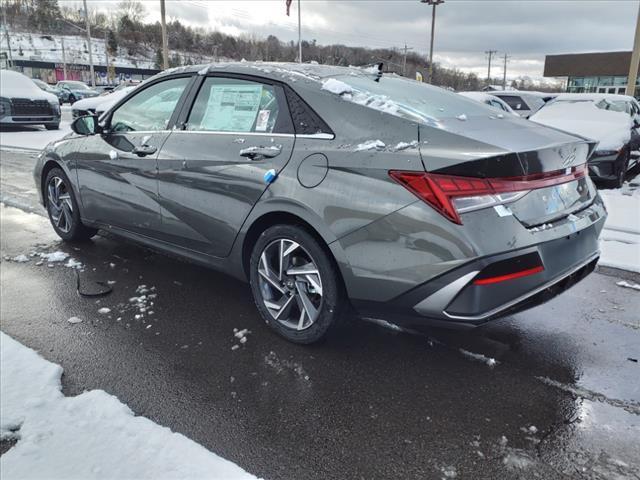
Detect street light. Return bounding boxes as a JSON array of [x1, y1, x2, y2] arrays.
[[420, 0, 444, 84]]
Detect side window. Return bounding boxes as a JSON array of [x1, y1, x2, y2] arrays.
[[187, 77, 291, 134], [110, 77, 190, 133], [499, 95, 529, 111]]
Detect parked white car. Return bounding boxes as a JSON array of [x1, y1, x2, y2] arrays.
[[0, 69, 61, 130], [530, 93, 638, 187], [458, 92, 517, 115], [489, 91, 547, 118], [71, 85, 138, 119]]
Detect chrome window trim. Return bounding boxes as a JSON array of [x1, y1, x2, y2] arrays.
[[172, 130, 295, 138], [169, 130, 334, 140]]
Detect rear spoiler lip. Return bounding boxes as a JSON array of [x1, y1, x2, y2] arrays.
[[430, 139, 596, 178]]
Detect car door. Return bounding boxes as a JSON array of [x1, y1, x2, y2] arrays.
[[76, 75, 192, 237], [156, 75, 295, 257]]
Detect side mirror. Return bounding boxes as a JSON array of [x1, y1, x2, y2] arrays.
[[71, 115, 100, 136]]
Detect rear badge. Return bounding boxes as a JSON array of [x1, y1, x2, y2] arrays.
[[264, 169, 278, 184], [494, 205, 513, 217]]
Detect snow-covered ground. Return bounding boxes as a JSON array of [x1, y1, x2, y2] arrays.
[[2, 31, 221, 72], [599, 177, 640, 273], [0, 122, 71, 152], [0, 331, 260, 479]]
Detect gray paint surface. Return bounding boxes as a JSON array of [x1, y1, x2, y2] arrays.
[[34, 62, 605, 325]]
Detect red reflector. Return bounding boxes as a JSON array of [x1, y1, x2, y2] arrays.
[[473, 265, 544, 285], [389, 165, 587, 225]]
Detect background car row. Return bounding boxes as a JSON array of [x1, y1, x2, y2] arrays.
[[460, 89, 639, 188]]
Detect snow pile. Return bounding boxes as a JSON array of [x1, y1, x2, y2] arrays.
[[391, 140, 418, 152], [128, 285, 156, 320], [0, 332, 259, 479], [39, 251, 69, 263], [322, 79, 400, 116], [10, 254, 30, 263], [530, 101, 632, 151], [599, 178, 640, 272], [231, 328, 251, 350], [321, 78, 353, 95], [264, 351, 310, 381], [456, 114, 468, 121], [459, 348, 498, 367], [67, 316, 83, 324], [355, 140, 386, 152], [616, 280, 640, 291]]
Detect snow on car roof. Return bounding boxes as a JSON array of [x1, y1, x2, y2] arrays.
[[554, 93, 635, 102], [0, 69, 55, 99], [530, 100, 632, 151]]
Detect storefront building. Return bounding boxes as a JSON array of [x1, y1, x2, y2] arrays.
[[8, 59, 160, 85], [544, 51, 639, 96]]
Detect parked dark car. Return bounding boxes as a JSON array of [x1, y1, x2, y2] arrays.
[[1, 69, 61, 130], [34, 63, 606, 343], [55, 80, 99, 104]]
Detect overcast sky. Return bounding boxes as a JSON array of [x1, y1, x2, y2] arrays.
[[64, 0, 639, 80]]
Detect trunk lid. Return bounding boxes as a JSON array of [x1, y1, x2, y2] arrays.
[[417, 116, 598, 226]]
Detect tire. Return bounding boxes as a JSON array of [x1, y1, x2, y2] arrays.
[[609, 149, 630, 189], [45, 123, 60, 130], [44, 167, 98, 242], [249, 224, 345, 344]]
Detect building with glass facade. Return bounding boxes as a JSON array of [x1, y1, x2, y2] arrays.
[[544, 51, 639, 96]]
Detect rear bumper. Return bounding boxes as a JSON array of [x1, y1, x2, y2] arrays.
[[352, 208, 605, 329]]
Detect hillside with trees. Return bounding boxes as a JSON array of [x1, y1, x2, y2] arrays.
[[1, 0, 486, 90]]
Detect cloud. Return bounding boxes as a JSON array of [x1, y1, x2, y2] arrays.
[[70, 0, 639, 79]]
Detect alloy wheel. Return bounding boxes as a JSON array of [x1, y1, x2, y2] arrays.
[[47, 176, 73, 233], [257, 238, 323, 331]]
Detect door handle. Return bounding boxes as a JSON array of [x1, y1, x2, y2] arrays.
[[132, 144, 157, 157], [239, 145, 282, 160]]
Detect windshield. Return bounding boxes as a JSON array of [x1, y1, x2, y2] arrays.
[[62, 81, 90, 90], [330, 74, 493, 126]]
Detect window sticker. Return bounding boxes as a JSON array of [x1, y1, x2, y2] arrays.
[[255, 109, 271, 132], [200, 84, 263, 132]]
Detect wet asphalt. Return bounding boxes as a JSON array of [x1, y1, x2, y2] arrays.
[[1, 149, 639, 480]]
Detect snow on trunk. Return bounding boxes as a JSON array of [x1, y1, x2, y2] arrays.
[[0, 332, 260, 479]]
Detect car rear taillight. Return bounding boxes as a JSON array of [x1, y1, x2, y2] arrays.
[[389, 164, 587, 225]]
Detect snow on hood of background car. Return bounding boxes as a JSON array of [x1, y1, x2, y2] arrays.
[[72, 86, 137, 114], [530, 101, 632, 151], [0, 70, 58, 103]]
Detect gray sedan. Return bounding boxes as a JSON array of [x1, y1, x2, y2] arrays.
[[34, 63, 606, 344]]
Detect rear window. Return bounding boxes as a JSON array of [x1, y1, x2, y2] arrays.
[[327, 74, 493, 125], [496, 95, 529, 111]]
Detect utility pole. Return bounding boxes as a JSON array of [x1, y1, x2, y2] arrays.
[[485, 49, 497, 83], [61, 37, 67, 80], [82, 0, 95, 86], [160, 0, 169, 70], [502, 53, 510, 90], [626, 2, 640, 96], [420, 0, 444, 84], [402, 43, 413, 77], [297, 0, 302, 63], [2, 5, 13, 69]]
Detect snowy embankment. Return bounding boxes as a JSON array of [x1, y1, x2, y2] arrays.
[[599, 178, 640, 273], [0, 332, 260, 479], [0, 122, 71, 152]]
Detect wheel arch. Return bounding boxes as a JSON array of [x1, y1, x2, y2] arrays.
[[239, 208, 353, 304]]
